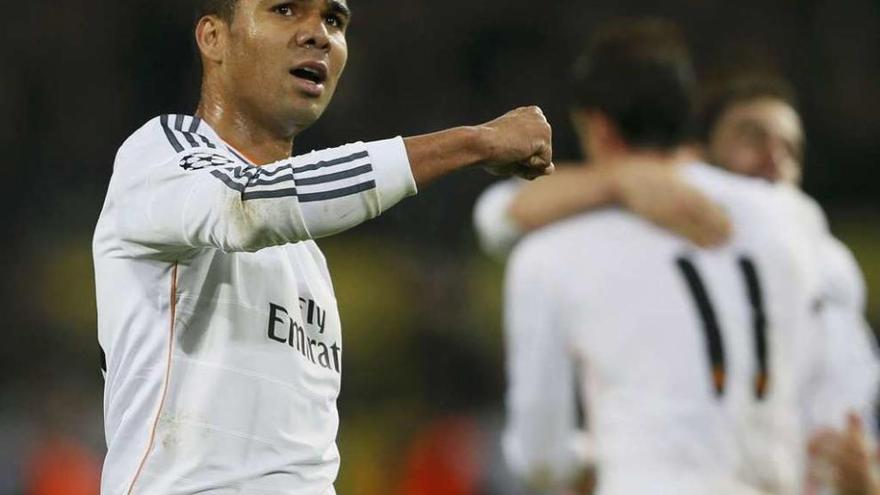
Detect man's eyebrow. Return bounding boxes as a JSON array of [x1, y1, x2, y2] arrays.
[[327, 0, 351, 18], [734, 119, 765, 134]]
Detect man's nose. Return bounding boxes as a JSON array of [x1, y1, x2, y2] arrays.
[[295, 14, 331, 51], [758, 142, 786, 182]]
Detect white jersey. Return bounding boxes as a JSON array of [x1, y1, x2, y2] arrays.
[[804, 234, 879, 431], [502, 163, 827, 495], [476, 168, 880, 428], [473, 177, 527, 260], [94, 115, 417, 494]]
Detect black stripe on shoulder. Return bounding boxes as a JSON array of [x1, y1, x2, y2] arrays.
[[189, 116, 219, 149], [296, 164, 373, 186], [230, 165, 259, 181], [299, 181, 376, 203], [174, 115, 200, 148], [290, 150, 370, 175], [197, 135, 217, 149], [210, 170, 248, 193], [160, 115, 184, 153], [242, 188, 299, 201], [249, 172, 295, 188]]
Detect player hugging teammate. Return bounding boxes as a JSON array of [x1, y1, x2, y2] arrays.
[[476, 18, 880, 495]]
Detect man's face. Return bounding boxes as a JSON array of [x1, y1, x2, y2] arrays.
[[708, 97, 804, 184], [220, 0, 350, 133]]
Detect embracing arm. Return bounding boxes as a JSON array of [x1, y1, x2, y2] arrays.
[[512, 162, 732, 245], [474, 161, 732, 259]]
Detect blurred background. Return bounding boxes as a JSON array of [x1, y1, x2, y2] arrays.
[[1, 0, 878, 493]]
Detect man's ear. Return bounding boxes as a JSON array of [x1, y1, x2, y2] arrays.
[[569, 109, 592, 157], [588, 111, 626, 150], [196, 16, 227, 65], [588, 111, 611, 142], [571, 109, 615, 142], [572, 109, 625, 159], [569, 109, 589, 135]]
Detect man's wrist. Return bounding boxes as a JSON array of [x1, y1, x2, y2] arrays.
[[460, 125, 493, 168], [403, 125, 492, 186]]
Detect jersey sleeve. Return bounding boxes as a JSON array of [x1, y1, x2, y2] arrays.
[[105, 118, 417, 259], [473, 179, 526, 260], [501, 237, 584, 490], [804, 237, 880, 435]]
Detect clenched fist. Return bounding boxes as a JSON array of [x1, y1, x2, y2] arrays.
[[402, 107, 555, 186], [478, 106, 555, 180]]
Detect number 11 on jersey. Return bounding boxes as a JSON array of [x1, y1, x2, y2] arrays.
[[676, 255, 769, 401]]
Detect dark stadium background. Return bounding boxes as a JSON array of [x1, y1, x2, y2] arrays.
[[1, 0, 878, 493]]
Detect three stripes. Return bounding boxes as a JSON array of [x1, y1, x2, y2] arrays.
[[160, 114, 377, 203]]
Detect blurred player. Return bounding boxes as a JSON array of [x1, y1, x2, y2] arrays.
[[475, 54, 879, 495], [697, 72, 879, 430], [698, 74, 880, 495], [477, 46, 878, 495], [501, 19, 829, 494], [93, 1, 554, 494]]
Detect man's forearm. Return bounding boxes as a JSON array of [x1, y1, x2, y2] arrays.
[[403, 106, 554, 187], [404, 127, 486, 187], [508, 166, 616, 232]]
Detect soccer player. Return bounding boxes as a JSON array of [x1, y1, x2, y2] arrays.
[[696, 74, 879, 438], [93, 1, 554, 494], [698, 75, 880, 495], [478, 67, 879, 492], [501, 20, 828, 494]]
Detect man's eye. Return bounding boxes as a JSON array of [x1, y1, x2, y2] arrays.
[[325, 15, 343, 28], [273, 4, 294, 16], [735, 123, 765, 143]]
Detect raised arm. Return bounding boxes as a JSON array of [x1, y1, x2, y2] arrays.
[[474, 160, 731, 259], [404, 106, 553, 186], [105, 109, 553, 259], [109, 135, 415, 258]]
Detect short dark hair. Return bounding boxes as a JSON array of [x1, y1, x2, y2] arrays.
[[196, 0, 238, 23], [696, 73, 798, 143], [571, 19, 696, 150]]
